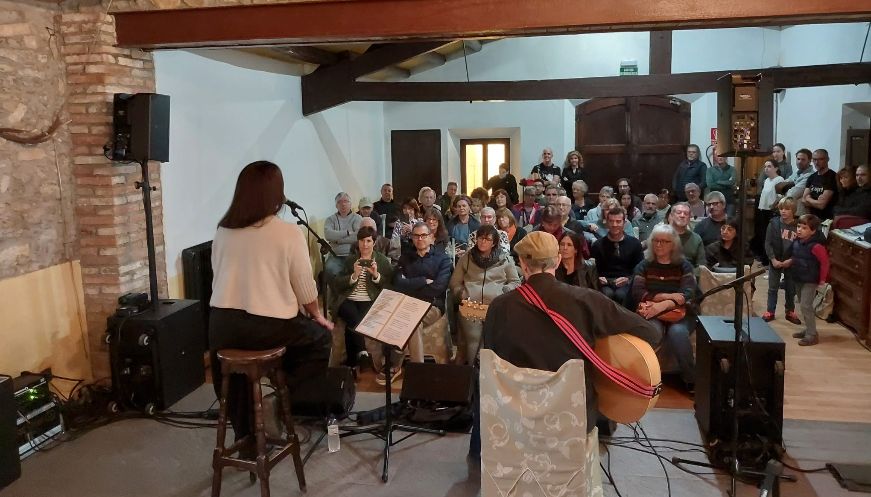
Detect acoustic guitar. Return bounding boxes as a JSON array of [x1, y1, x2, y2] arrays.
[[458, 299, 489, 322], [593, 334, 661, 423]]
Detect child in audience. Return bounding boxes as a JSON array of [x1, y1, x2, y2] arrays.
[[784, 214, 829, 346], [763, 197, 799, 324]]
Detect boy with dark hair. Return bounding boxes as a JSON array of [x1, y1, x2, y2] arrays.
[[784, 214, 830, 346]]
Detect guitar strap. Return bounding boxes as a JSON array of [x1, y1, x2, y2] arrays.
[[516, 283, 661, 399]]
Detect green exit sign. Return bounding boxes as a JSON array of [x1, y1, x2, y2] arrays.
[[620, 60, 638, 76]]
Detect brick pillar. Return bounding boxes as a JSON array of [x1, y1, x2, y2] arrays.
[[60, 11, 167, 381]]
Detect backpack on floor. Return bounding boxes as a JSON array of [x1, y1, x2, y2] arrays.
[[814, 283, 834, 320]]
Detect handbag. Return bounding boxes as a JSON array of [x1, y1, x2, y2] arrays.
[[637, 300, 686, 323]]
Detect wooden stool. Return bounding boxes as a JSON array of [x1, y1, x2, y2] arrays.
[[211, 347, 306, 497]]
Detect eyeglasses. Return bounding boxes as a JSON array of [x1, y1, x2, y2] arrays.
[[706, 201, 724, 207], [652, 239, 673, 245], [411, 233, 430, 239], [477, 237, 495, 243]]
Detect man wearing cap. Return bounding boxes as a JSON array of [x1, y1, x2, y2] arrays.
[[479, 231, 660, 438], [357, 196, 383, 237]]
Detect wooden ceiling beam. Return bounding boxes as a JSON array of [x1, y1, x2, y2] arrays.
[[113, 0, 871, 49], [276, 46, 340, 66], [299, 62, 871, 114], [650, 31, 672, 75]]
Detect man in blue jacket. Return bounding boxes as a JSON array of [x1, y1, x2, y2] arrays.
[[673, 144, 707, 202]]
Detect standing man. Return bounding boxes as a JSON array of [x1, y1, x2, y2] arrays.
[[529, 148, 561, 185], [672, 144, 707, 202], [706, 155, 736, 213], [694, 192, 728, 246], [633, 193, 663, 247], [590, 207, 644, 306], [373, 183, 399, 233], [802, 149, 838, 221], [437, 181, 458, 218], [780, 148, 815, 216], [324, 192, 364, 283], [485, 164, 519, 205], [669, 202, 706, 273]]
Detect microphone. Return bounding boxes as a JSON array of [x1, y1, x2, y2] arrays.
[[284, 199, 303, 211]]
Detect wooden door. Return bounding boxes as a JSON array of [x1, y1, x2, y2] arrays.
[[390, 129, 442, 201], [576, 96, 690, 196], [847, 129, 870, 168]]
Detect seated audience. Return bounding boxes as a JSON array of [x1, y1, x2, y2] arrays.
[[390, 197, 422, 256], [620, 191, 641, 222], [489, 188, 512, 212], [556, 231, 596, 289], [617, 177, 642, 211], [450, 225, 521, 364], [595, 198, 635, 237], [591, 206, 643, 306], [632, 224, 697, 390], [694, 192, 728, 247], [534, 205, 578, 242], [418, 186, 439, 212], [571, 180, 595, 221], [447, 195, 481, 254], [470, 187, 490, 219], [657, 188, 672, 218], [332, 226, 393, 371], [495, 207, 526, 263], [832, 164, 871, 228], [684, 182, 706, 219], [704, 217, 750, 269], [468, 207, 511, 254], [391, 222, 452, 380], [437, 182, 458, 219], [512, 186, 541, 230], [763, 197, 799, 324], [634, 193, 663, 247], [352, 217, 397, 262], [422, 207, 451, 255], [670, 202, 707, 272], [555, 195, 589, 234], [357, 196, 383, 236], [584, 186, 614, 225], [373, 183, 399, 233]]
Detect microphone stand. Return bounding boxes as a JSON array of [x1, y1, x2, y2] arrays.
[[287, 205, 336, 314]]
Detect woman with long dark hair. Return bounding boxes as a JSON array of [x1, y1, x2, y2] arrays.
[[209, 160, 332, 445], [422, 207, 450, 255], [555, 231, 596, 289]]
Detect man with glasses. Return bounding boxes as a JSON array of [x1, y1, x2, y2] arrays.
[[672, 144, 707, 202], [388, 222, 452, 383], [590, 207, 643, 307], [694, 191, 728, 246], [670, 202, 706, 274], [802, 149, 838, 221]]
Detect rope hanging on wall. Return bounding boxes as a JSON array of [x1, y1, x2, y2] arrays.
[[0, 111, 65, 145]]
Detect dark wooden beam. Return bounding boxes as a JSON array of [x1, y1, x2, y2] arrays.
[[299, 62, 870, 114], [301, 41, 449, 115], [650, 31, 672, 75], [276, 46, 340, 66], [113, 0, 871, 49]]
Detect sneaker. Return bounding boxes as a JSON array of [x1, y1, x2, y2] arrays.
[[374, 367, 403, 386], [798, 336, 819, 346], [785, 311, 802, 325], [791, 330, 806, 339], [356, 350, 373, 372], [762, 311, 775, 322]]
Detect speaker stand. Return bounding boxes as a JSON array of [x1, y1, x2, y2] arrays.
[[136, 159, 160, 311], [339, 344, 445, 482]]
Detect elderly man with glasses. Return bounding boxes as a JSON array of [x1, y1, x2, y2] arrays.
[[693, 192, 728, 246]]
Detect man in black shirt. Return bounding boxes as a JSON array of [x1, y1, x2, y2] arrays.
[[529, 147, 561, 185], [590, 207, 643, 307], [802, 149, 838, 220]]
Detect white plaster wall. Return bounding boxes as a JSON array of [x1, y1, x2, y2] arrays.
[[672, 27, 782, 73], [154, 50, 385, 295], [384, 100, 573, 190]]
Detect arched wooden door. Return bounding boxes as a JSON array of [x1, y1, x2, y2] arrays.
[[576, 96, 690, 197]]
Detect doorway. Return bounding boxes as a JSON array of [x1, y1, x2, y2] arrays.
[[460, 138, 510, 195]]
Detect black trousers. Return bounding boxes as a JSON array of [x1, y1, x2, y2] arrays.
[[209, 307, 332, 439], [336, 299, 373, 367]]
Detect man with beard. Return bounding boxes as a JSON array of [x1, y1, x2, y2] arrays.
[[672, 144, 707, 202], [693, 192, 728, 246], [802, 149, 838, 221], [591, 207, 643, 306], [633, 193, 663, 247]]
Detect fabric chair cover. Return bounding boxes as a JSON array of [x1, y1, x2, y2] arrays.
[[479, 349, 602, 497], [698, 264, 755, 317]]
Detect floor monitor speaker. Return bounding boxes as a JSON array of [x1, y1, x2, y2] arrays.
[[400, 363, 474, 405], [0, 375, 21, 490]]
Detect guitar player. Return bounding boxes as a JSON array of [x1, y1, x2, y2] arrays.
[[470, 231, 661, 458]]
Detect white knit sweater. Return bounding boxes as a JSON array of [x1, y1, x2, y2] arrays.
[[210, 216, 319, 319]]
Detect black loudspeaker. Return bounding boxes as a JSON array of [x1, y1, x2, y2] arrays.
[[181, 240, 213, 348], [0, 375, 21, 490], [290, 366, 355, 417], [106, 299, 205, 413], [400, 363, 475, 405], [695, 316, 785, 449], [111, 93, 170, 163], [716, 74, 773, 156]]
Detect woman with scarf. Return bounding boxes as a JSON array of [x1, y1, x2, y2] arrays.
[[449, 224, 521, 364]]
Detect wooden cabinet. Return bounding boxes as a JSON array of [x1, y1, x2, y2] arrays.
[[828, 231, 871, 342]]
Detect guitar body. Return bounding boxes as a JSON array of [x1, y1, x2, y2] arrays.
[[593, 334, 661, 423]]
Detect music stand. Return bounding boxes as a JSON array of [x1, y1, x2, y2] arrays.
[[340, 342, 445, 482]]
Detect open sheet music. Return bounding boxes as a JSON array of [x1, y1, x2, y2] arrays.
[[354, 289, 432, 349]]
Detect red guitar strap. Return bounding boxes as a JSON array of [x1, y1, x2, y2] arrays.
[[516, 283, 660, 399]]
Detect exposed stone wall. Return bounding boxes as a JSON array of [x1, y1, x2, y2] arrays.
[[107, 0, 314, 12], [60, 7, 166, 380], [0, 1, 75, 279]]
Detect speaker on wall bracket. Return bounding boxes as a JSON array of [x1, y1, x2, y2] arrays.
[[716, 73, 773, 158], [108, 93, 170, 163]]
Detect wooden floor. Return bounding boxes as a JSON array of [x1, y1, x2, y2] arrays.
[[357, 280, 871, 423]]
